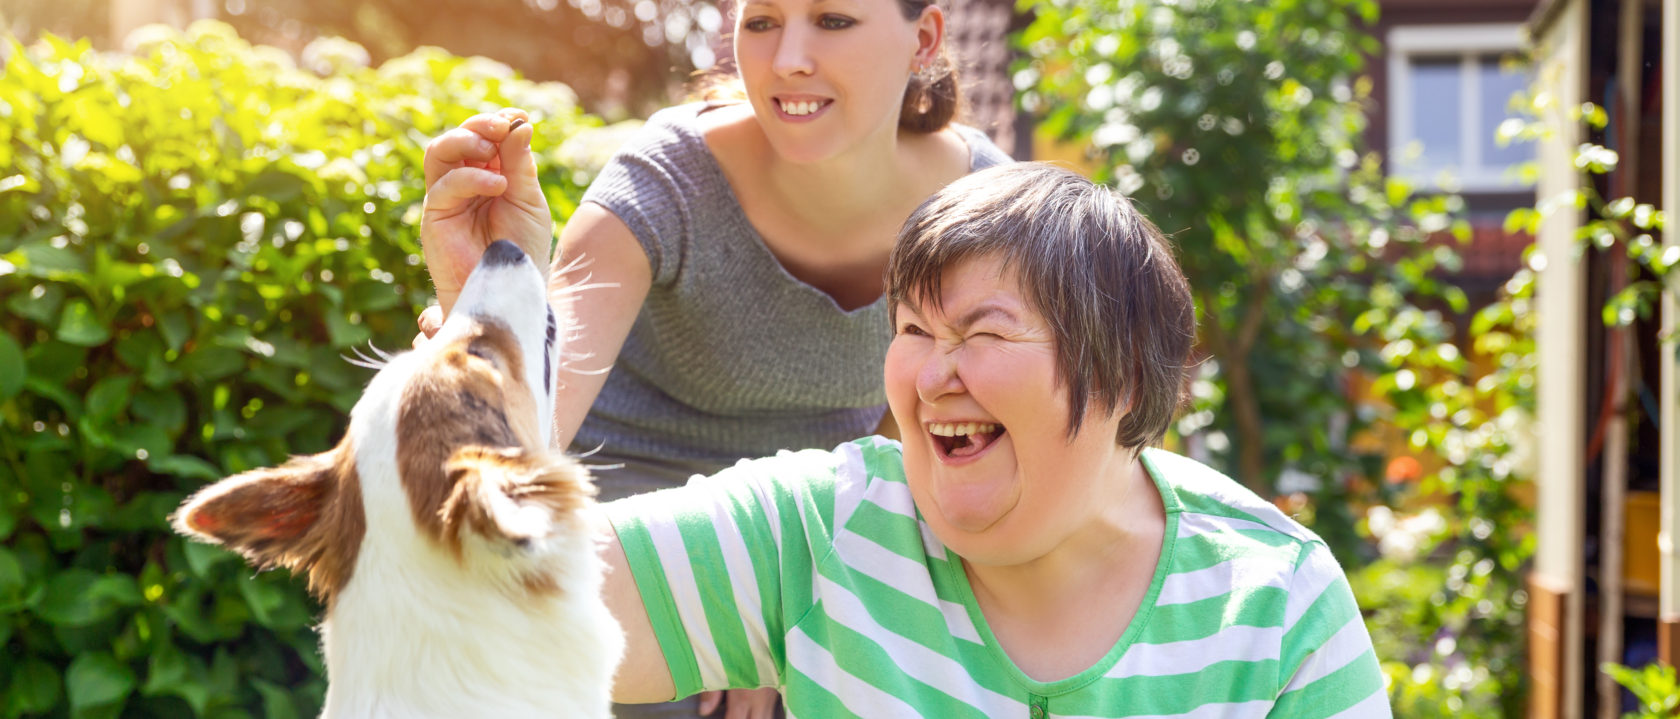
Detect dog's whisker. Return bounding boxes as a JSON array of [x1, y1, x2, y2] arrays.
[[367, 342, 396, 362], [548, 278, 621, 304], [552, 253, 596, 278], [343, 346, 388, 370], [570, 441, 611, 459], [558, 282, 621, 295]]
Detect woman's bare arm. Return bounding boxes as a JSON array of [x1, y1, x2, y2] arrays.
[[546, 204, 652, 451]]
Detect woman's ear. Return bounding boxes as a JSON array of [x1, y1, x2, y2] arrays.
[[912, 4, 945, 71]]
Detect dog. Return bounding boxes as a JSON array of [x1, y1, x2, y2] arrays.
[[172, 240, 623, 718]]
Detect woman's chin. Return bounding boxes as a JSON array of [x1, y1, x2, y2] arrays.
[[929, 480, 1018, 535]]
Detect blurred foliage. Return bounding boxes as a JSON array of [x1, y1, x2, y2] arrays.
[[1349, 249, 1536, 716], [1501, 101, 1671, 328], [1, 0, 727, 120], [0, 22, 613, 717], [1017, 0, 1538, 715], [1602, 661, 1680, 719], [1018, 0, 1468, 500], [217, 0, 728, 120]]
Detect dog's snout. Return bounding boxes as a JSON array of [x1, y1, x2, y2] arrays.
[[481, 240, 528, 268]]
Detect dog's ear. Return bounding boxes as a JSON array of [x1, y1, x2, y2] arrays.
[[171, 446, 363, 598], [438, 446, 594, 556]]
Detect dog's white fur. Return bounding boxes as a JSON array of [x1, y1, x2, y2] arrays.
[[173, 241, 623, 718]]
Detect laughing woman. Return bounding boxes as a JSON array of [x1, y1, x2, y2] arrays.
[[601, 163, 1393, 718]]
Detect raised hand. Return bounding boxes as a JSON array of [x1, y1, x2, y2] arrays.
[[421, 108, 552, 316]]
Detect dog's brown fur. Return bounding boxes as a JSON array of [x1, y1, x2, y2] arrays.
[[174, 442, 366, 603], [396, 321, 549, 547]]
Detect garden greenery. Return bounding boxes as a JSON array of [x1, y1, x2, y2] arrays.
[[1017, 0, 1542, 715], [0, 21, 608, 717]]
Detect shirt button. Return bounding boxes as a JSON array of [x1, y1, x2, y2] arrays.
[[1031, 706, 1046, 719]]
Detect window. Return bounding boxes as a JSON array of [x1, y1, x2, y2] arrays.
[[1387, 23, 1533, 192]]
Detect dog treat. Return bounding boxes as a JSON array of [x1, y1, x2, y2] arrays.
[[509, 118, 527, 132]]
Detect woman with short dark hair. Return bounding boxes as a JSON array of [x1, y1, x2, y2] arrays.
[[602, 163, 1392, 718]]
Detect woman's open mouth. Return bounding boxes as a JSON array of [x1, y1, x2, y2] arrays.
[[929, 422, 1006, 459]]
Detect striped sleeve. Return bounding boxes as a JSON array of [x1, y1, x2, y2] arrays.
[[1268, 542, 1391, 718], [606, 448, 839, 699]]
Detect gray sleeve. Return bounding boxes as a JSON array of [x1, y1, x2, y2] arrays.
[[577, 120, 691, 287]]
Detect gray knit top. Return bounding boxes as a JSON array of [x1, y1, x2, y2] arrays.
[[572, 102, 1012, 499]]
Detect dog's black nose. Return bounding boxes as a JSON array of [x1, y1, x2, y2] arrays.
[[481, 240, 528, 268]]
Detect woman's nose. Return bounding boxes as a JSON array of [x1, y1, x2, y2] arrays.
[[915, 349, 962, 403], [772, 25, 814, 77]]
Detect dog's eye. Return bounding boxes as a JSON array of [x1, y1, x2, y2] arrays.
[[466, 344, 502, 372]]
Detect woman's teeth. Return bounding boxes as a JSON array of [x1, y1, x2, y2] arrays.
[[780, 99, 823, 116], [929, 422, 998, 437]]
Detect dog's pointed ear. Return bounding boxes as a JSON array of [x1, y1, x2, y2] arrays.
[[172, 448, 346, 577], [438, 446, 594, 555]]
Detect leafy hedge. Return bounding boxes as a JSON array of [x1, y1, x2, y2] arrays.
[[0, 22, 610, 717]]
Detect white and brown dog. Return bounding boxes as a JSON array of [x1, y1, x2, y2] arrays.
[[172, 240, 622, 718]]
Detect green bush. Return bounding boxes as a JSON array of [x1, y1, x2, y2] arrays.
[[1014, 0, 1535, 714], [1602, 661, 1680, 719], [0, 21, 608, 717]]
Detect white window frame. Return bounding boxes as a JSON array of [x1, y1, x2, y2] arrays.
[[1387, 23, 1532, 192]]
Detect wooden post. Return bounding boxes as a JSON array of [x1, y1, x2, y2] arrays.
[[1528, 0, 1589, 715], [1661, 0, 1680, 670]]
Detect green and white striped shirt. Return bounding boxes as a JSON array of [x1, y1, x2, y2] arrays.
[[607, 437, 1390, 718]]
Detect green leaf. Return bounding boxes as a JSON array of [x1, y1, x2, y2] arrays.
[[236, 573, 295, 629], [182, 539, 236, 578], [114, 330, 166, 374], [243, 169, 308, 203], [0, 330, 24, 400], [12, 242, 88, 277], [158, 309, 193, 352], [149, 454, 223, 481], [324, 311, 372, 347], [252, 678, 302, 719], [178, 346, 245, 381], [132, 388, 188, 432], [141, 646, 212, 715], [57, 298, 112, 346], [7, 281, 66, 324], [104, 423, 173, 461], [85, 374, 136, 421], [24, 374, 85, 416], [0, 547, 26, 610], [4, 659, 61, 714], [66, 652, 136, 712], [35, 570, 142, 626]]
